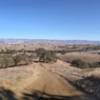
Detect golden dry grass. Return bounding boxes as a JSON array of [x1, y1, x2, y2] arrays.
[[0, 60, 83, 99], [60, 52, 100, 62]]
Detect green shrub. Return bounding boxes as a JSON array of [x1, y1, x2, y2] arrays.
[[71, 59, 87, 68], [71, 59, 100, 68], [35, 48, 57, 63], [0, 52, 33, 69], [88, 62, 100, 68], [13, 53, 32, 66], [0, 54, 15, 68]]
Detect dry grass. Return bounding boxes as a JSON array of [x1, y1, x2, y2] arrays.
[[60, 52, 100, 63], [84, 68, 100, 79], [0, 61, 83, 99]]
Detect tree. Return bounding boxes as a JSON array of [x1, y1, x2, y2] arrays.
[[35, 48, 57, 63], [13, 53, 32, 66], [0, 54, 15, 68]]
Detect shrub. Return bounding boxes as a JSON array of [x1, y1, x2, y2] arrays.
[[13, 53, 32, 66], [0, 52, 33, 69], [60, 50, 66, 55], [71, 59, 100, 68], [35, 48, 46, 58], [71, 59, 87, 68], [0, 54, 15, 68], [35, 48, 57, 63], [88, 62, 100, 68]]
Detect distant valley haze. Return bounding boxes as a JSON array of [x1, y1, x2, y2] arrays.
[[0, 39, 99, 45]]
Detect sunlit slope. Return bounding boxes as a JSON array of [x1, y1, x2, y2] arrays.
[[23, 65, 81, 96], [0, 61, 82, 97]]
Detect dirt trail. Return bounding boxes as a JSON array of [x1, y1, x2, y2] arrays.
[[41, 60, 84, 82], [0, 61, 83, 99], [22, 64, 81, 96], [0, 60, 100, 100]]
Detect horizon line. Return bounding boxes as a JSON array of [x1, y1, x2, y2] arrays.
[[0, 38, 99, 42]]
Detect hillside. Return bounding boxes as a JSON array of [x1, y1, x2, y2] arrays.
[[0, 61, 82, 96], [0, 60, 100, 100]]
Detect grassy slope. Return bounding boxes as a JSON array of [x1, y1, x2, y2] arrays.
[[0, 60, 82, 99]]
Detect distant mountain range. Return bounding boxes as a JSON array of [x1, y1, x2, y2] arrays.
[[0, 39, 100, 45]]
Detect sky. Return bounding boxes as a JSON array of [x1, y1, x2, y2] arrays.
[[0, 0, 100, 40]]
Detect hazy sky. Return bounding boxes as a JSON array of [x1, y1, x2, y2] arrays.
[[0, 0, 100, 40]]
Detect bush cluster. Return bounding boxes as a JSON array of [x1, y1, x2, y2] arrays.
[[0, 48, 57, 68], [0, 54, 15, 68], [0, 53, 32, 69], [13, 53, 32, 66], [35, 48, 57, 63], [71, 59, 100, 68]]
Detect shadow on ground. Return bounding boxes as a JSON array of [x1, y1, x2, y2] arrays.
[[75, 76, 100, 99], [0, 87, 17, 100], [21, 90, 99, 100], [0, 87, 99, 100]]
